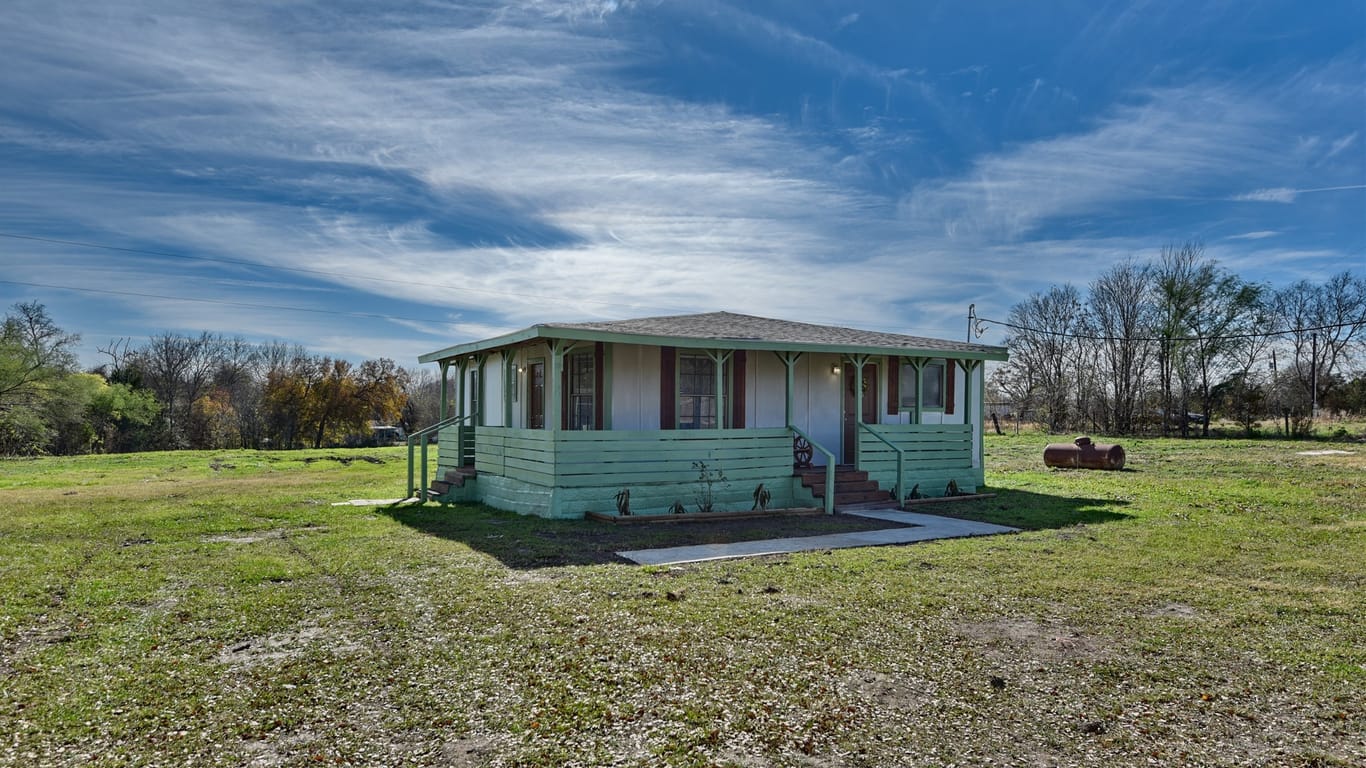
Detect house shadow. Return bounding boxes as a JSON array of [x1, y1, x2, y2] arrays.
[[911, 487, 1132, 531], [379, 488, 1131, 570]]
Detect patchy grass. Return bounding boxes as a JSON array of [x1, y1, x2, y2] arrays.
[[1, 438, 1362, 767]]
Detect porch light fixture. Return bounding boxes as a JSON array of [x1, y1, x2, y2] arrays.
[[831, 363, 842, 375]]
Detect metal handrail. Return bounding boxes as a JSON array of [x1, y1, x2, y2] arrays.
[[788, 424, 836, 515], [858, 422, 905, 508], [406, 412, 478, 498]]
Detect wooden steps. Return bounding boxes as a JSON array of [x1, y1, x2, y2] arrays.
[[795, 465, 896, 509], [428, 467, 477, 498]]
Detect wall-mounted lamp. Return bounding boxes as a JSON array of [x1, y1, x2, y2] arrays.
[[831, 363, 842, 375]]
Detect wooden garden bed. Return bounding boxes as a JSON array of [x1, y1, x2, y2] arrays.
[[900, 492, 996, 506]]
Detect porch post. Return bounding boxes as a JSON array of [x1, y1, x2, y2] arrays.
[[705, 349, 734, 428], [774, 351, 803, 426], [473, 354, 487, 426], [438, 360, 450, 420], [502, 353, 515, 428], [906, 356, 926, 424], [962, 360, 982, 469], [548, 339, 573, 432], [457, 358, 471, 467], [846, 353, 872, 466], [455, 359, 468, 422]]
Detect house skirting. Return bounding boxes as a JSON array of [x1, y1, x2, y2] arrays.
[[433, 424, 979, 519], [440, 426, 807, 519]]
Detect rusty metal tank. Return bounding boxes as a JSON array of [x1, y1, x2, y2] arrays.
[[1043, 436, 1125, 470]]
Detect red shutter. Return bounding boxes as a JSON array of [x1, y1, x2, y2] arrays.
[[659, 346, 676, 429], [887, 356, 899, 415], [730, 350, 746, 429], [593, 342, 605, 430], [945, 360, 956, 415]]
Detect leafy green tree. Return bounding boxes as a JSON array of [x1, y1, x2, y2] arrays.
[[0, 303, 80, 456], [42, 372, 105, 455], [87, 381, 161, 452], [1, 301, 79, 410]]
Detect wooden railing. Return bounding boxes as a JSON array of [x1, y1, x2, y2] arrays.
[[788, 424, 836, 515], [859, 422, 905, 506], [856, 423, 974, 498], [406, 412, 477, 498]]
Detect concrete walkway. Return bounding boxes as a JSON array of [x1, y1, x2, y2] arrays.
[[616, 507, 1018, 566]]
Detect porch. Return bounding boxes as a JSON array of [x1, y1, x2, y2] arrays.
[[409, 421, 981, 519]]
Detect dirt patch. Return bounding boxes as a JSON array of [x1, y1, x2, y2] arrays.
[[439, 734, 511, 766], [844, 669, 938, 709], [216, 624, 360, 669], [954, 616, 1107, 664], [2, 624, 83, 676], [302, 455, 385, 465], [241, 728, 318, 766], [203, 532, 278, 545], [1146, 602, 1200, 619]]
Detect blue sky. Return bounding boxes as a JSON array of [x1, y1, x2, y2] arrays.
[[2, 0, 1363, 367]]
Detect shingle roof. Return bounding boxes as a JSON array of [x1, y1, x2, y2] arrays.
[[546, 312, 998, 354], [419, 311, 1007, 363]]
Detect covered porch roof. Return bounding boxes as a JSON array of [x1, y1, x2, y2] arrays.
[[418, 311, 1008, 364]]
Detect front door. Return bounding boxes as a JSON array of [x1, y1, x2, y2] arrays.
[[842, 362, 878, 464], [527, 360, 545, 429]]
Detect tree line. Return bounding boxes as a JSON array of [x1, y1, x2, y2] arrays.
[[0, 302, 443, 456], [990, 244, 1366, 437]]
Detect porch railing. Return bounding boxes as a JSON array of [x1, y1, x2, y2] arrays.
[[858, 422, 904, 507], [406, 412, 477, 498], [788, 424, 836, 515]]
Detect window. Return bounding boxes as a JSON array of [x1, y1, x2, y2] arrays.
[[898, 361, 919, 409], [678, 354, 717, 429], [526, 359, 545, 429], [922, 362, 945, 409], [567, 351, 594, 430]]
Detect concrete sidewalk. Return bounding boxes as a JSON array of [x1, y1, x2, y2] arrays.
[[616, 508, 1017, 566]]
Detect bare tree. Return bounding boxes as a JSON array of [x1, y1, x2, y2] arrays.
[[1089, 259, 1154, 434], [1152, 243, 1212, 436], [1001, 284, 1084, 432], [1273, 272, 1366, 426], [400, 366, 442, 435], [1187, 270, 1264, 436], [135, 332, 226, 447]]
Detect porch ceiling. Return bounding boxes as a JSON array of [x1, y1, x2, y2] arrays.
[[418, 311, 1008, 364]]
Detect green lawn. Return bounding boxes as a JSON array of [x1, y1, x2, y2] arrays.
[[1, 436, 1361, 767]]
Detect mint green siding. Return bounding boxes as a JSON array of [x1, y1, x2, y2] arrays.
[[857, 423, 981, 496], [451, 426, 801, 518]]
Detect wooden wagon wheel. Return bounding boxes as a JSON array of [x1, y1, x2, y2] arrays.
[[793, 436, 814, 469]]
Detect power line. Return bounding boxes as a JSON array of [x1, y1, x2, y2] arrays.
[[973, 314, 1366, 343]]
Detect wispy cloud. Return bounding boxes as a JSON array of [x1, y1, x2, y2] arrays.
[[1233, 187, 1300, 203], [897, 83, 1286, 240], [1233, 184, 1366, 204]]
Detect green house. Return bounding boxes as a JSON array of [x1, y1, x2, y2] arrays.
[[408, 312, 1008, 518]]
